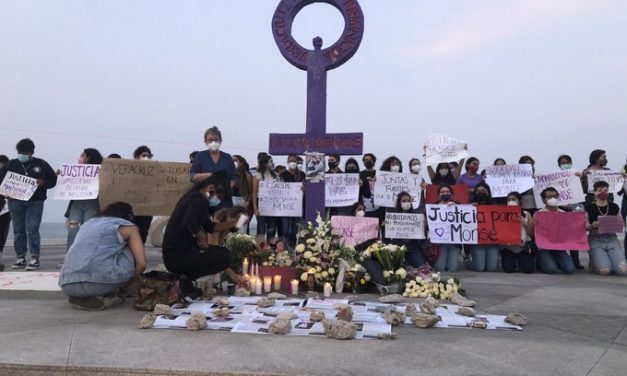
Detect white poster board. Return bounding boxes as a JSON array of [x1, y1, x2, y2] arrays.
[[53, 164, 100, 200], [325, 173, 359, 207], [533, 170, 586, 207], [258, 181, 303, 217], [426, 204, 477, 244], [484, 164, 534, 197], [385, 212, 425, 239], [373, 172, 422, 209], [586, 171, 624, 193], [424, 133, 468, 166], [0, 171, 38, 201]]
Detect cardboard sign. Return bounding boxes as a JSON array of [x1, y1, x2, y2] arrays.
[[598, 215, 625, 234], [0, 171, 38, 201], [534, 211, 589, 251], [533, 170, 586, 207], [587, 171, 624, 193], [425, 133, 468, 166], [426, 204, 521, 245], [325, 173, 359, 207], [425, 184, 469, 204], [385, 212, 425, 240], [258, 181, 303, 217], [53, 164, 100, 200], [485, 164, 534, 198], [331, 216, 379, 246], [373, 172, 422, 209], [98, 159, 192, 216]]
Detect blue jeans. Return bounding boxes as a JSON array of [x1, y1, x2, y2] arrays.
[[256, 216, 277, 239], [8, 199, 45, 258], [469, 245, 499, 272], [281, 217, 304, 249], [61, 281, 124, 298], [537, 250, 575, 274], [589, 235, 627, 275], [66, 199, 100, 251], [436, 244, 460, 272]]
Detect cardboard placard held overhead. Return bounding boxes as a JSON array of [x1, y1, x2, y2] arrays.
[[98, 159, 192, 216]]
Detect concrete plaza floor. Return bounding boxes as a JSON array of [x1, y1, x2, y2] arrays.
[[0, 246, 626, 376]]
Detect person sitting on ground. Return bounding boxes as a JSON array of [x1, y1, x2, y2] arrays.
[[500, 192, 534, 274], [59, 202, 146, 311]]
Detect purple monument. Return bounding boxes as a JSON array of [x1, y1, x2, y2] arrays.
[[270, 0, 365, 223]]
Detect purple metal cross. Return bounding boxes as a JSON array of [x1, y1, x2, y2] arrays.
[[269, 0, 365, 223]]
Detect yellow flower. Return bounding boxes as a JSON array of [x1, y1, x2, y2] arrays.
[[300, 272, 308, 282], [295, 244, 305, 253]]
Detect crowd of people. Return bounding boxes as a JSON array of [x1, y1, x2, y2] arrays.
[[0, 128, 626, 310]]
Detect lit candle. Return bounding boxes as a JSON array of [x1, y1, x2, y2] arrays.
[[263, 276, 272, 293], [255, 278, 262, 295], [254, 263, 259, 277], [242, 257, 249, 275], [323, 282, 332, 298], [291, 279, 299, 295], [273, 275, 282, 291]]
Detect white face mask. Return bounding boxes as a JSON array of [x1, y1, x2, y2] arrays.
[[297, 163, 303, 171], [439, 168, 449, 176], [140, 156, 151, 161], [390, 165, 400, 172], [546, 198, 559, 207], [507, 200, 519, 206], [355, 210, 365, 217], [288, 162, 298, 170], [401, 202, 412, 211], [207, 141, 221, 152], [411, 165, 421, 174], [233, 161, 240, 169], [559, 164, 572, 170]]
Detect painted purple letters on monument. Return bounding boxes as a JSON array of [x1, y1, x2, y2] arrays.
[[270, 0, 365, 222]]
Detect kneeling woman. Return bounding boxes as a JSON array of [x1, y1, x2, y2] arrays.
[[59, 202, 146, 311], [162, 175, 243, 293]]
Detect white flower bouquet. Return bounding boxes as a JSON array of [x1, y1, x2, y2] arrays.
[[402, 276, 462, 300], [361, 241, 406, 284]]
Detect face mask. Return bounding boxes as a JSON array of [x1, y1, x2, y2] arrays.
[[559, 164, 572, 170], [475, 192, 489, 203], [17, 154, 31, 163], [411, 165, 421, 174], [364, 161, 374, 169], [297, 163, 303, 171], [346, 165, 358, 173], [599, 159, 608, 167], [507, 200, 519, 206], [355, 210, 365, 217], [288, 162, 298, 170], [209, 196, 221, 207], [469, 165, 479, 173], [596, 191, 609, 201], [439, 193, 451, 202], [207, 141, 221, 152], [546, 198, 559, 207], [234, 161, 240, 169], [328, 161, 338, 169], [390, 165, 400, 172], [439, 168, 449, 176], [401, 202, 412, 211], [78, 156, 86, 164]]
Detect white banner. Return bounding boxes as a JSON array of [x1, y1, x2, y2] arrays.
[[485, 164, 534, 197], [325, 173, 359, 207], [53, 164, 100, 200], [425, 133, 468, 166], [373, 172, 422, 209], [586, 171, 624, 193], [426, 204, 477, 244], [258, 181, 303, 217], [533, 170, 586, 207], [385, 212, 425, 239], [0, 171, 38, 201]]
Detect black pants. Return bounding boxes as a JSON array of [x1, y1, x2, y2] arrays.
[[133, 216, 153, 245], [501, 249, 534, 273], [162, 246, 230, 280], [0, 212, 11, 254]]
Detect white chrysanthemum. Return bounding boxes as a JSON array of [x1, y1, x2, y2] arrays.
[[328, 267, 335, 275], [295, 244, 305, 253], [303, 251, 312, 259], [300, 272, 308, 282]]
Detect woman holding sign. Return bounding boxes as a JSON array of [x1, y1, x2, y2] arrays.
[[585, 181, 627, 276], [384, 192, 426, 268], [500, 192, 535, 274], [468, 183, 499, 272], [433, 184, 462, 272]]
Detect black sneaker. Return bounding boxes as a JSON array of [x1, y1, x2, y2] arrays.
[[25, 259, 40, 271], [11, 257, 26, 269], [69, 296, 106, 311]]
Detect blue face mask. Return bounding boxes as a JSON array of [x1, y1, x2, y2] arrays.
[[17, 154, 31, 163], [209, 196, 221, 207]]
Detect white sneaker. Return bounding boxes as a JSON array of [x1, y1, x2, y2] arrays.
[[25, 259, 40, 271]]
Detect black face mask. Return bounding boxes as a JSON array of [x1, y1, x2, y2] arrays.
[[599, 159, 608, 167], [364, 161, 374, 169], [328, 161, 338, 169], [346, 166, 358, 173], [475, 192, 489, 203], [439, 193, 451, 202]]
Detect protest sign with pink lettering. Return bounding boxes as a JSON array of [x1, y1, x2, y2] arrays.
[[485, 164, 534, 197], [331, 216, 379, 246], [533, 170, 586, 207]]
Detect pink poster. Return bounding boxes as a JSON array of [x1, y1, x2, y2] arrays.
[[598, 215, 625, 234], [331, 216, 379, 246], [534, 211, 589, 251]]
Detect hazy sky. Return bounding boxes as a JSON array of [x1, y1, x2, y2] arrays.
[[1, 0, 626, 222]]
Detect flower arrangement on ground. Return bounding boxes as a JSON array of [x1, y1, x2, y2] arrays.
[[402, 267, 462, 299], [225, 233, 258, 271], [294, 214, 355, 287], [341, 263, 371, 293], [260, 239, 292, 267], [361, 241, 406, 284]]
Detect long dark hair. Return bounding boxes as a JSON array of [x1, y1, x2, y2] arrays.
[[380, 156, 402, 172], [233, 155, 251, 198], [99, 202, 133, 221], [395, 191, 412, 211], [473, 182, 493, 204], [506, 191, 524, 215], [83, 148, 103, 164], [258, 154, 276, 180], [432, 163, 456, 185]]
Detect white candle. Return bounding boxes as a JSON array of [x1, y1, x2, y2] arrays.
[[273, 275, 282, 291], [221, 281, 229, 293], [255, 279, 262, 295], [263, 276, 272, 293], [323, 282, 332, 298], [291, 279, 299, 295], [254, 263, 259, 277], [242, 257, 249, 275]]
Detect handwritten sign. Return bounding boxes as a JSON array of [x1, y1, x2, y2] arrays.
[[373, 172, 422, 209], [534, 211, 588, 251], [425, 133, 468, 166], [426, 204, 521, 245], [98, 159, 192, 216], [424, 184, 469, 204], [331, 216, 379, 246], [325, 173, 359, 207], [533, 170, 586, 207], [0, 171, 38, 201], [258, 181, 303, 217], [53, 164, 100, 200], [587, 171, 624, 193], [485, 164, 534, 197], [598, 215, 624, 234], [385, 212, 425, 239]]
